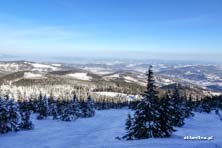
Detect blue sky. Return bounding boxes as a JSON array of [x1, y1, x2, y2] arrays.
[[0, 0, 222, 62]]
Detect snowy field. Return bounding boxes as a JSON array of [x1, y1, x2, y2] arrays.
[[66, 73, 92, 81], [0, 109, 222, 148]]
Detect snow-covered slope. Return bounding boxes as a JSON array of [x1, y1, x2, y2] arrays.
[[23, 72, 45, 79], [104, 73, 120, 79], [124, 76, 139, 83], [0, 61, 61, 73], [158, 65, 222, 92], [65, 73, 92, 81], [0, 109, 221, 148], [31, 63, 59, 71]]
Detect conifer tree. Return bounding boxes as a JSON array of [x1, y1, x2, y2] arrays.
[[79, 100, 86, 117], [60, 100, 74, 121], [201, 97, 211, 113], [71, 94, 81, 117], [122, 113, 133, 140], [124, 66, 175, 140], [86, 96, 95, 117], [158, 94, 176, 137], [170, 85, 186, 127], [0, 96, 21, 133], [184, 95, 194, 117], [80, 96, 95, 118], [19, 101, 34, 130], [0, 97, 10, 134], [132, 66, 160, 139], [37, 94, 48, 120], [51, 101, 59, 120], [6, 97, 21, 132], [125, 113, 133, 130]]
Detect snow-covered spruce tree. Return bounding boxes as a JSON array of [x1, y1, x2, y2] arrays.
[[200, 97, 212, 113], [86, 96, 95, 117], [186, 95, 195, 116], [19, 100, 34, 130], [126, 66, 160, 139], [158, 94, 176, 137], [79, 100, 87, 117], [170, 85, 189, 127], [60, 100, 71, 121], [6, 96, 21, 132], [80, 96, 95, 118], [125, 113, 133, 130], [47, 95, 55, 116], [56, 99, 65, 119], [183, 95, 194, 118], [129, 100, 140, 110], [124, 66, 175, 140], [60, 100, 77, 121], [37, 94, 48, 120], [0, 97, 10, 134], [71, 94, 82, 118], [191, 96, 199, 111], [0, 96, 21, 134], [33, 98, 39, 113], [188, 95, 194, 109], [122, 113, 133, 140], [51, 101, 59, 120]]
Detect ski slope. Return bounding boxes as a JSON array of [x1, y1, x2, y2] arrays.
[[0, 109, 222, 148]]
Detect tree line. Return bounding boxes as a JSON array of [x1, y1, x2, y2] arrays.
[[0, 91, 129, 134]]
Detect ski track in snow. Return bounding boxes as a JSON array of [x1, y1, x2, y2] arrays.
[[0, 109, 222, 148]]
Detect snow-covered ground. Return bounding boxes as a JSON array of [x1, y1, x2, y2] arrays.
[[23, 72, 45, 79], [31, 63, 58, 71], [51, 64, 62, 67], [83, 67, 113, 75], [124, 76, 139, 83], [65, 73, 92, 81], [104, 74, 120, 79], [0, 109, 222, 148], [0, 63, 20, 71]]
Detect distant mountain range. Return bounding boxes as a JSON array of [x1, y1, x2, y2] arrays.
[[0, 60, 221, 98]]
